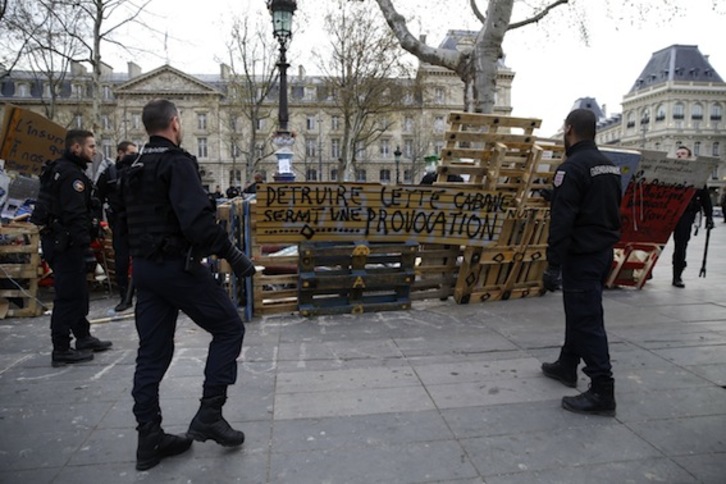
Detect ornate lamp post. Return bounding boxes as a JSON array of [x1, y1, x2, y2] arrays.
[[268, 0, 297, 182], [394, 145, 402, 184]]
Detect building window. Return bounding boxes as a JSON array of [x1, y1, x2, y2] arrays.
[[229, 169, 242, 186], [197, 113, 208, 130], [640, 108, 650, 125], [197, 137, 208, 158], [330, 168, 338, 181], [403, 116, 414, 133], [15, 83, 30, 97], [433, 116, 445, 133], [306, 115, 316, 131], [673, 102, 685, 120], [331, 138, 340, 159], [74, 114, 83, 128], [380, 139, 390, 158], [102, 139, 113, 159], [404, 139, 413, 158], [712, 142, 720, 157], [404, 169, 412, 183], [711, 103, 722, 121], [655, 104, 666, 122], [101, 115, 112, 131], [355, 169, 366, 182], [305, 138, 316, 157], [626, 112, 635, 129], [331, 115, 340, 131], [355, 141, 366, 159], [379, 169, 391, 182], [305, 168, 318, 181], [72, 84, 84, 99], [43, 84, 52, 98], [102, 85, 113, 100], [694, 141, 701, 156], [434, 87, 445, 104], [230, 142, 241, 158], [434, 141, 444, 154], [131, 113, 141, 130], [255, 118, 266, 130], [691, 103, 703, 120]]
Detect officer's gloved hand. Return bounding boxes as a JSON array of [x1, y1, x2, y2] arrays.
[[225, 246, 256, 279], [542, 264, 562, 292], [706, 217, 715, 230]]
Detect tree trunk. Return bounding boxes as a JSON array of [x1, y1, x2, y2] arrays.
[[472, 0, 514, 113]]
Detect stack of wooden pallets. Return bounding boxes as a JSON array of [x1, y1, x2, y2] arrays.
[[0, 223, 44, 317]]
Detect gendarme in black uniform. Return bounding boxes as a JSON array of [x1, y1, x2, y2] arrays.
[[543, 136, 621, 416], [123, 131, 255, 470], [31, 148, 111, 365]]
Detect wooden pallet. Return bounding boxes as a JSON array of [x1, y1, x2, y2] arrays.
[[298, 241, 416, 316], [412, 243, 460, 301], [606, 242, 661, 289], [0, 223, 43, 317]]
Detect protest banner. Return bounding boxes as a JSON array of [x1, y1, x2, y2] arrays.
[[0, 105, 66, 175]]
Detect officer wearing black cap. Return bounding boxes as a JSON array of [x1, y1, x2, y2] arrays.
[[31, 129, 113, 367], [122, 99, 255, 470], [541, 108, 622, 417]]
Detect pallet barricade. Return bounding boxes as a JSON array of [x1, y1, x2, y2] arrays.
[[298, 241, 416, 316], [0, 223, 43, 317]]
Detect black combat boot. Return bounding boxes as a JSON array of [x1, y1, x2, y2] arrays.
[[187, 396, 245, 447], [541, 360, 577, 388], [672, 266, 685, 288], [561, 379, 616, 417], [136, 420, 193, 471], [51, 348, 94, 367], [76, 335, 113, 352]]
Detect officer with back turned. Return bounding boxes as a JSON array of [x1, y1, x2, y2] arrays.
[[30, 129, 113, 367], [541, 109, 622, 417], [121, 99, 256, 470]]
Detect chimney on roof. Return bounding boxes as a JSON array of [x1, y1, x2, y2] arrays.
[[220, 63, 231, 80], [298, 64, 305, 79], [128, 62, 142, 78], [71, 61, 87, 76], [602, 104, 607, 118]]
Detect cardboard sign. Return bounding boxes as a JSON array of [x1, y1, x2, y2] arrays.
[[620, 150, 715, 244], [256, 182, 517, 247], [0, 105, 66, 175], [601, 147, 641, 193]]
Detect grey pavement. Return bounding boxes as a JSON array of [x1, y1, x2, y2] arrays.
[[1, 225, 725, 483]]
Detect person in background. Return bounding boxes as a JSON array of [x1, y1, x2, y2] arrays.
[[541, 109, 622, 417], [671, 146, 713, 288], [212, 185, 223, 199], [242, 173, 265, 194], [225, 185, 240, 199]]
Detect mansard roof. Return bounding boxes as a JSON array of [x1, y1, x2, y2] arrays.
[[629, 44, 723, 93]]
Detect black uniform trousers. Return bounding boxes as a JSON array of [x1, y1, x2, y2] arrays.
[[672, 209, 696, 276], [46, 245, 91, 351], [558, 248, 613, 382], [110, 218, 130, 292], [131, 256, 245, 424]]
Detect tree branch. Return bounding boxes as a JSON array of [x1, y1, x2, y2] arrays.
[[507, 0, 569, 30], [470, 0, 486, 24]]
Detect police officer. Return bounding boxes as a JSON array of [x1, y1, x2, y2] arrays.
[[31, 130, 113, 367], [541, 109, 622, 417], [671, 146, 713, 288], [95, 141, 138, 311], [123, 99, 255, 470]]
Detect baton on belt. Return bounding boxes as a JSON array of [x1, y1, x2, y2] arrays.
[[699, 227, 711, 278]]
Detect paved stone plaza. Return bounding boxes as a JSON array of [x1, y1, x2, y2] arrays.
[[1, 227, 725, 483]]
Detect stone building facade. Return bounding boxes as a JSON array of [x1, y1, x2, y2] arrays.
[[0, 31, 515, 190]]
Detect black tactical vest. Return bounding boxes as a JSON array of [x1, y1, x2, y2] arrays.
[[122, 147, 189, 259]]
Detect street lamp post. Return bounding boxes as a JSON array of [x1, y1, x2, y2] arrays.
[[394, 145, 402, 184], [268, 0, 297, 182]]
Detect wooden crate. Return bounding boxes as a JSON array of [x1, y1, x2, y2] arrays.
[[298, 241, 416, 316], [0, 223, 44, 317]]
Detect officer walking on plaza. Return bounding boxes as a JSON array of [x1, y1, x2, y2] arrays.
[[541, 109, 622, 417], [122, 99, 256, 470], [31, 130, 113, 367]]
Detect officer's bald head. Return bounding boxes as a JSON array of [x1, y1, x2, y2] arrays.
[[143, 99, 179, 134], [564, 109, 597, 141]]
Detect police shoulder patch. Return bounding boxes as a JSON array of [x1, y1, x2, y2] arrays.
[[553, 170, 566, 187], [72, 179, 85, 192]]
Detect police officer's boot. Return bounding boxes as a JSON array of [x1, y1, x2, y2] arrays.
[[186, 396, 245, 447], [114, 285, 133, 312], [672, 266, 685, 288], [561, 378, 616, 417], [136, 419, 193, 470], [51, 348, 94, 367], [76, 335, 113, 352], [541, 360, 577, 388]]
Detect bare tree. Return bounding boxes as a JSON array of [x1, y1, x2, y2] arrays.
[[224, 15, 279, 184], [372, 0, 699, 114], [318, 0, 412, 181]]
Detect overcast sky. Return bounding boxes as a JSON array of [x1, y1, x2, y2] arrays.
[[106, 0, 726, 135]]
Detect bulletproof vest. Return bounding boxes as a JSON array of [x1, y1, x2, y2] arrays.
[[122, 147, 189, 258], [30, 160, 60, 227]]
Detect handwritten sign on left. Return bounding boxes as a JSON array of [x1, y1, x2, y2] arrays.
[[0, 105, 66, 175]]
